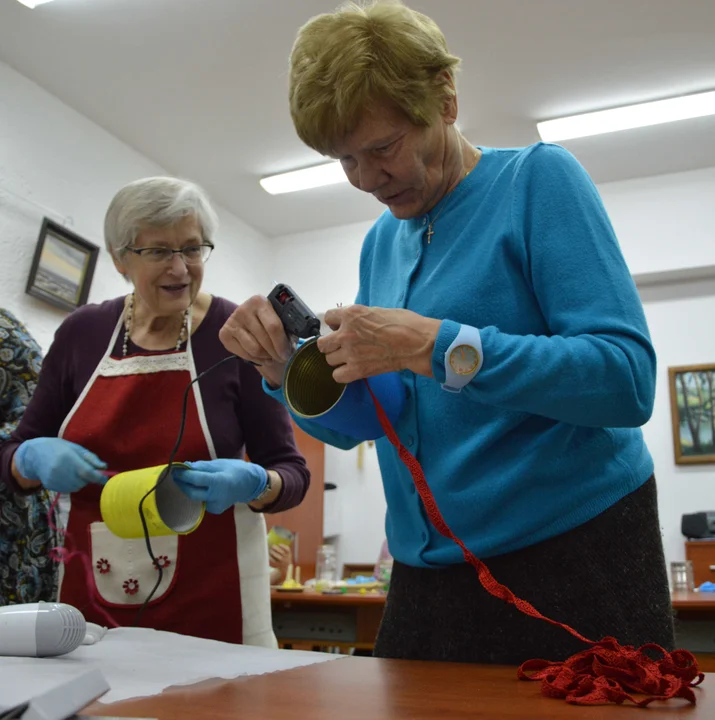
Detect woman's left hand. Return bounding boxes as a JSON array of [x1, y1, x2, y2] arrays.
[[173, 459, 268, 514], [317, 305, 440, 383]]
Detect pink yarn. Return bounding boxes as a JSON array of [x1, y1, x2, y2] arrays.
[[48, 493, 119, 628]]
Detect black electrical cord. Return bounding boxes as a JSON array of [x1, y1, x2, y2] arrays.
[[132, 354, 238, 627]]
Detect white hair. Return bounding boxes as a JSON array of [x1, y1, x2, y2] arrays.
[[104, 176, 219, 255]]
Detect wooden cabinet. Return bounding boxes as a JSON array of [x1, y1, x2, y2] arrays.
[[685, 541, 715, 586], [271, 589, 385, 652], [264, 422, 325, 579]]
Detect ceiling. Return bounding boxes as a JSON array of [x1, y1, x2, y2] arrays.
[[1, 0, 714, 237]]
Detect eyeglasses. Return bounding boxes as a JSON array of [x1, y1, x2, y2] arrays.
[[124, 244, 214, 265]]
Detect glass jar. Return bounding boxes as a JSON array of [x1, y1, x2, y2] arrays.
[[670, 560, 695, 591], [315, 544, 338, 590], [375, 556, 393, 587]]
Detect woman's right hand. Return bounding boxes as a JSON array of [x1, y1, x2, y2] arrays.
[[12, 437, 107, 493], [219, 295, 293, 388]]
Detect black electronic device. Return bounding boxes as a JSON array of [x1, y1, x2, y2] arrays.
[[268, 283, 321, 339], [681, 511, 715, 539]]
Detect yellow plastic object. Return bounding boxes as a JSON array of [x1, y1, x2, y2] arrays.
[[100, 463, 205, 539], [275, 564, 305, 592]]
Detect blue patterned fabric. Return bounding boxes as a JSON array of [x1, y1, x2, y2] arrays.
[[0, 309, 58, 604]]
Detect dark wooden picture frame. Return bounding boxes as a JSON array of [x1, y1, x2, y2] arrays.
[[25, 218, 99, 312], [668, 363, 715, 465]]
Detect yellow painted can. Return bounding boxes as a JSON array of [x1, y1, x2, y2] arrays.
[[100, 463, 205, 539], [267, 525, 295, 548]]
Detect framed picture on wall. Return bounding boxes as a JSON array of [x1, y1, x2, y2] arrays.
[[668, 363, 715, 465], [25, 218, 99, 312]]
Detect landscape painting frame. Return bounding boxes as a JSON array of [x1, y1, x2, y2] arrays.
[[25, 218, 99, 313], [668, 363, 715, 465]]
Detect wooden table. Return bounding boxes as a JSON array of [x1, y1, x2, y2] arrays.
[[81, 656, 712, 719], [271, 588, 386, 652], [672, 591, 715, 672], [672, 590, 715, 613]]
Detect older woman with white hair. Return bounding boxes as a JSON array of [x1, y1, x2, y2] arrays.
[[0, 177, 309, 645]]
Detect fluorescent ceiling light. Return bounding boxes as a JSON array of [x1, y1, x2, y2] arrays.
[[537, 90, 715, 142], [16, 0, 55, 7], [260, 161, 348, 195]]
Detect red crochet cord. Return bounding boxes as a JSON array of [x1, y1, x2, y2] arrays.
[[364, 380, 704, 707]]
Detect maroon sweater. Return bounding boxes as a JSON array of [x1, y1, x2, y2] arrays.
[[0, 295, 309, 512]]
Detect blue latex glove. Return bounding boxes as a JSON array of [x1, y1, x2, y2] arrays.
[[173, 459, 268, 514], [14, 437, 107, 493]]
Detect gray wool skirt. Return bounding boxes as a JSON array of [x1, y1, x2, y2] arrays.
[[374, 476, 675, 665]]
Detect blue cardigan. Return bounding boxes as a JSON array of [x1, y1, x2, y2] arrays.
[[266, 143, 655, 568]]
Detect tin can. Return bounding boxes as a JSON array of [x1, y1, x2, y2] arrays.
[[283, 337, 406, 441], [267, 525, 295, 548], [100, 463, 204, 539]]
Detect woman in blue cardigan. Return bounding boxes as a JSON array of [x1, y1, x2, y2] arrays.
[[219, 1, 673, 664]]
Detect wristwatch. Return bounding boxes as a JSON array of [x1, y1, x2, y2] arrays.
[[252, 470, 274, 505], [441, 324, 483, 393]]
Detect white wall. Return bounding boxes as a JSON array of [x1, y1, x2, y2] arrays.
[[639, 279, 715, 567], [606, 168, 715, 568], [271, 165, 715, 570], [269, 219, 385, 568], [0, 60, 269, 353], [266, 220, 374, 315], [601, 167, 715, 276]]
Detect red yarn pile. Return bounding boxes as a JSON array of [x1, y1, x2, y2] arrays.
[[365, 380, 704, 707], [518, 638, 702, 706]]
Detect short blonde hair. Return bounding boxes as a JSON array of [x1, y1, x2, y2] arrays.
[[289, 0, 460, 155], [104, 176, 218, 256]]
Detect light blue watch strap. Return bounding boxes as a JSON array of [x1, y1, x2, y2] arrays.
[[442, 324, 483, 393]]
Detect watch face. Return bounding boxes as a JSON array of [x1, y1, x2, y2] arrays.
[[449, 344, 480, 375]]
